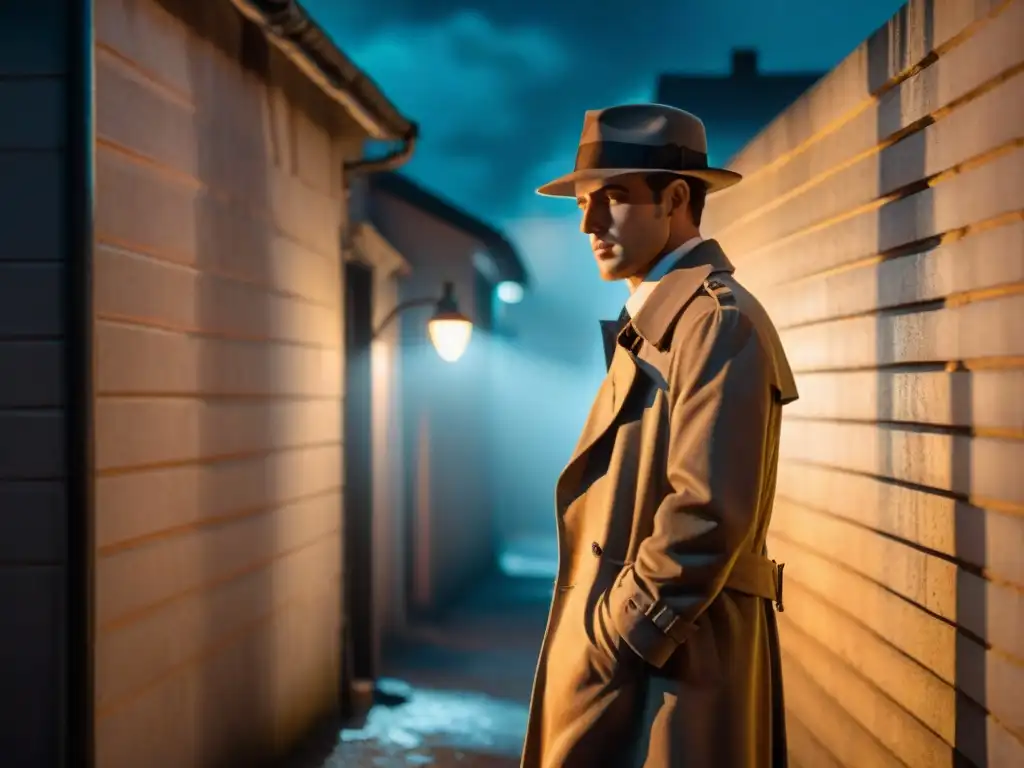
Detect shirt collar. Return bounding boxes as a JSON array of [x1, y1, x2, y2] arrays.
[[624, 235, 703, 317]]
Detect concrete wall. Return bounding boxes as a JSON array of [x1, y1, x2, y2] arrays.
[[0, 1, 78, 764], [90, 0, 361, 764], [369, 189, 496, 615], [703, 0, 1024, 764]]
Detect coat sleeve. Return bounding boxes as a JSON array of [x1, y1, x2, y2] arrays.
[[607, 299, 775, 668]]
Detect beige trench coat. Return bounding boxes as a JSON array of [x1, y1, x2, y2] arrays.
[[521, 240, 798, 768]]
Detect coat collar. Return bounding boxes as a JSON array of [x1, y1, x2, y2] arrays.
[[625, 235, 704, 317], [628, 238, 735, 351], [563, 240, 737, 511]]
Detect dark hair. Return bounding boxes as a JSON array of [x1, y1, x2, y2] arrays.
[[645, 172, 707, 226]]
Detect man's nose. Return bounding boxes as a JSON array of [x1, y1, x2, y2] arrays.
[[580, 201, 604, 235]]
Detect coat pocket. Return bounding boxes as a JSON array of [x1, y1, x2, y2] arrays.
[[588, 559, 644, 678]]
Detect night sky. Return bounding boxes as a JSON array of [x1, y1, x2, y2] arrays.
[[304, 0, 908, 539], [306, 0, 905, 222]]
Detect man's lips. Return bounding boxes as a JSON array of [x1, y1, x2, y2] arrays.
[[593, 242, 615, 256]]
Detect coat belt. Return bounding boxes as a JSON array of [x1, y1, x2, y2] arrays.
[[726, 552, 785, 612]]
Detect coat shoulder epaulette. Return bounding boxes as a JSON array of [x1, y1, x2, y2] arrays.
[[700, 276, 736, 306]]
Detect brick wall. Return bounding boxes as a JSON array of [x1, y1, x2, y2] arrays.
[[90, 0, 359, 764], [703, 0, 1024, 764], [0, 2, 77, 764]]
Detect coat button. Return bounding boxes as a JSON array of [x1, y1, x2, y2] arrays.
[[591, 542, 603, 557]]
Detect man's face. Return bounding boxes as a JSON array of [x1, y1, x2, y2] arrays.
[[575, 173, 673, 282]]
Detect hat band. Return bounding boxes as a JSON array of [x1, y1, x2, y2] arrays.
[[575, 140, 709, 173]]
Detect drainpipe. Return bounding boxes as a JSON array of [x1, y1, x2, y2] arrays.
[[67, 0, 96, 766], [343, 127, 417, 175]]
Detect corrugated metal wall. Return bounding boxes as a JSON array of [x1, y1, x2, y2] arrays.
[[704, 0, 1024, 764], [90, 0, 357, 764], [0, 2, 75, 764]]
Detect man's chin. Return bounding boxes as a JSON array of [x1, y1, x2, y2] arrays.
[[595, 259, 630, 282]]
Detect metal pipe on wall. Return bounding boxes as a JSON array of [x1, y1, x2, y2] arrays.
[[65, 0, 96, 766]]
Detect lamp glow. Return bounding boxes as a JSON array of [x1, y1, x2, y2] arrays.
[[427, 316, 473, 362], [426, 281, 473, 362], [496, 280, 524, 304], [372, 280, 474, 363]]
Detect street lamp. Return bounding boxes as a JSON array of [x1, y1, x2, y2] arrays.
[[496, 280, 524, 304], [372, 281, 474, 362]]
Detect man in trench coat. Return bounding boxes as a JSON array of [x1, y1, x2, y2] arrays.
[[521, 104, 799, 768]]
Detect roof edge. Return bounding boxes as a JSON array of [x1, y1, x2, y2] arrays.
[[370, 172, 530, 288], [228, 0, 417, 142]]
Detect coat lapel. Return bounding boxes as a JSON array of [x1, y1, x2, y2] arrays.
[[599, 320, 622, 370], [576, 343, 637, 461], [555, 239, 737, 512], [599, 308, 631, 370], [556, 342, 638, 509]]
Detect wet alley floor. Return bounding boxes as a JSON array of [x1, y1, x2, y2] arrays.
[[304, 543, 556, 767]]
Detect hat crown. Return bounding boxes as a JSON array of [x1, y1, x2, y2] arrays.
[[580, 104, 708, 154], [533, 102, 741, 198]]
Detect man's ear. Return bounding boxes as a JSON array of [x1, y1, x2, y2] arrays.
[[669, 178, 691, 216]]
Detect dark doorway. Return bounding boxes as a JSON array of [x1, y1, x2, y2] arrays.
[[341, 261, 375, 718]]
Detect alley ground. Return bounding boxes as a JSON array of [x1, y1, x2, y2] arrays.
[[291, 540, 555, 767]]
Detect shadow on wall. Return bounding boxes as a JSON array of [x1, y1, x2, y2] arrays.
[[485, 214, 625, 545], [869, 9, 985, 764]]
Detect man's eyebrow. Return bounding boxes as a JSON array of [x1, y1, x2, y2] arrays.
[[577, 184, 631, 202]]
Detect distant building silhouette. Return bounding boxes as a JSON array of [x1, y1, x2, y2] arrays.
[[655, 48, 825, 166]]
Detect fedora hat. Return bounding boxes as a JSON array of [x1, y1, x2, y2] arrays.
[[537, 103, 742, 197]]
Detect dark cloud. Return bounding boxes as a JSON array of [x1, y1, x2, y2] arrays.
[[305, 1, 681, 218], [307, 0, 904, 223]]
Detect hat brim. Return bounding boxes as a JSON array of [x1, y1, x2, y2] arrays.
[[536, 167, 742, 197]]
